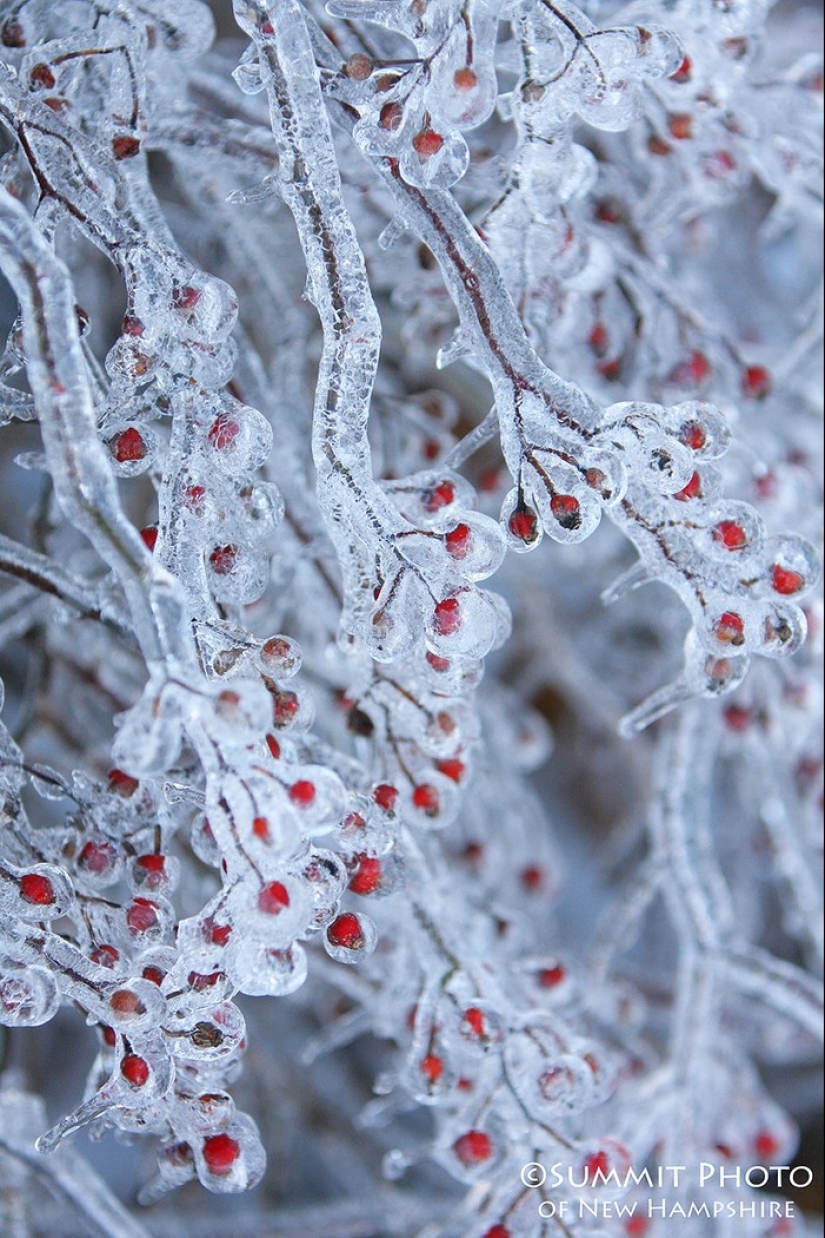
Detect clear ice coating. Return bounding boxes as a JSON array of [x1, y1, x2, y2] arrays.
[[0, 0, 821, 1234]]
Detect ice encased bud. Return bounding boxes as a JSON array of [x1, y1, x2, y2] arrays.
[[3, 863, 74, 920], [323, 911, 378, 964], [225, 940, 308, 997], [194, 1113, 266, 1194], [0, 964, 60, 1026], [399, 128, 469, 190]]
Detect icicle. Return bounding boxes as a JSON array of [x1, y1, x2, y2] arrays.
[[377, 215, 409, 250], [601, 559, 650, 606], [436, 328, 474, 370]]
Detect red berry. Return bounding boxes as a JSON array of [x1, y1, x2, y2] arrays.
[[689, 351, 711, 382], [539, 1064, 576, 1098], [102, 1025, 117, 1047], [713, 521, 747, 550], [508, 504, 539, 543], [724, 704, 751, 732], [30, 63, 56, 88], [671, 55, 692, 82], [19, 873, 55, 905], [261, 636, 294, 663], [121, 1054, 150, 1087], [348, 856, 382, 895], [112, 135, 141, 160], [126, 898, 159, 935], [208, 413, 241, 450], [626, 1218, 649, 1237], [341, 811, 367, 834], [589, 322, 608, 355], [188, 970, 222, 991], [258, 881, 290, 915], [436, 758, 465, 783], [674, 470, 703, 501], [668, 113, 693, 140], [420, 1053, 444, 1082], [648, 135, 672, 156], [344, 53, 372, 80], [373, 783, 398, 811], [412, 784, 440, 816], [78, 840, 116, 875], [670, 351, 711, 387], [184, 483, 206, 512], [445, 523, 471, 558], [755, 471, 778, 500], [252, 815, 270, 840], [265, 734, 281, 759], [550, 494, 581, 530], [289, 779, 316, 807], [271, 690, 299, 726], [202, 1132, 240, 1175], [742, 365, 772, 400], [483, 1228, 510, 1238], [584, 1149, 611, 1178], [378, 102, 403, 131], [453, 1129, 493, 1165], [714, 611, 745, 645], [423, 480, 455, 512], [209, 544, 237, 575], [679, 419, 707, 450], [463, 1007, 485, 1037], [137, 853, 165, 873], [433, 597, 461, 636], [135, 854, 167, 888], [165, 1141, 193, 1168], [109, 988, 145, 1016], [595, 199, 622, 224], [90, 944, 120, 968], [538, 964, 566, 988], [463, 841, 484, 865], [108, 768, 139, 797], [520, 864, 544, 891], [771, 564, 804, 595], [705, 149, 736, 178], [327, 912, 366, 950], [210, 922, 232, 947], [142, 965, 165, 985], [426, 652, 451, 672], [754, 1130, 780, 1159], [1, 19, 26, 47], [140, 525, 158, 551], [110, 427, 147, 463], [412, 128, 444, 158], [454, 67, 478, 90], [171, 285, 201, 311], [597, 357, 623, 381], [122, 314, 145, 337]]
